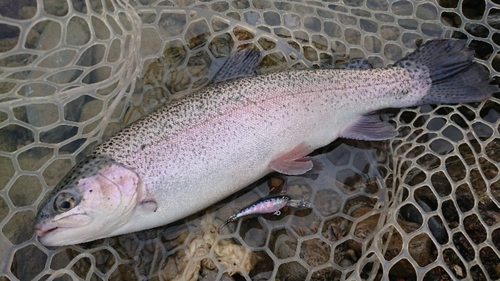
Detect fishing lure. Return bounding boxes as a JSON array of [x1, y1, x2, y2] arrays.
[[219, 194, 313, 230]]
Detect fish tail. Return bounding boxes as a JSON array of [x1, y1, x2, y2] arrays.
[[396, 38, 498, 104]]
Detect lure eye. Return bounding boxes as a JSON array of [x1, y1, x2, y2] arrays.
[[54, 192, 76, 212]]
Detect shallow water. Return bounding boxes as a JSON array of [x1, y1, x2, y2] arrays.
[[1, 0, 500, 280]]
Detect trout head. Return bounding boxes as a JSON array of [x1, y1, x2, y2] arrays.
[[34, 155, 144, 246]]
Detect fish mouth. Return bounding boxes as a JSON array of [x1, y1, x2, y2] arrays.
[[34, 225, 58, 237]]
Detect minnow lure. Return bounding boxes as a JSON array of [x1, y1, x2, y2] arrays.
[[219, 195, 313, 230]]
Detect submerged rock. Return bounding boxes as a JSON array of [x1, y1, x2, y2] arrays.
[[25, 19, 90, 143]]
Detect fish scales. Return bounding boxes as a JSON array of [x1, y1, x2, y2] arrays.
[[96, 67, 417, 165], [91, 68, 416, 230], [34, 39, 498, 246]]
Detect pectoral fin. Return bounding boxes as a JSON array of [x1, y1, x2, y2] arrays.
[[139, 199, 158, 212], [341, 113, 398, 141], [270, 143, 314, 175]]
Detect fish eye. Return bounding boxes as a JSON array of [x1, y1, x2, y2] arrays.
[[54, 192, 76, 212]]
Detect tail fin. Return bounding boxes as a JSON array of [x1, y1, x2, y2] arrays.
[[396, 39, 498, 104]]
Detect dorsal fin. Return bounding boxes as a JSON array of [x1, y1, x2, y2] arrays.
[[211, 47, 261, 83]]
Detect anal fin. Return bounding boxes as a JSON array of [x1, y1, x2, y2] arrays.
[[341, 113, 397, 141], [270, 143, 314, 175]]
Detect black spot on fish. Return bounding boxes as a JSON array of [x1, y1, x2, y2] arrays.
[[141, 144, 146, 150]]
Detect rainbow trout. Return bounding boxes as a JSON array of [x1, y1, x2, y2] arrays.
[[34, 39, 497, 246]]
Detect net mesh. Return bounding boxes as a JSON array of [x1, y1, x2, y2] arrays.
[[1, 0, 500, 280]]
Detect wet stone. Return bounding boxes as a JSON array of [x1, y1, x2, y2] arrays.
[[233, 26, 255, 41], [17, 148, 53, 171], [324, 21, 342, 38], [240, 219, 267, 247], [389, 258, 416, 278], [0, 196, 8, 225], [304, 16, 321, 32], [311, 267, 342, 280], [8, 175, 42, 207], [259, 52, 287, 74], [140, 27, 162, 56], [185, 20, 211, 49], [225, 12, 240, 21], [294, 3, 314, 14], [313, 189, 342, 217], [2, 210, 35, 245], [421, 22, 443, 37], [187, 50, 212, 78], [464, 214, 487, 244], [300, 238, 330, 267], [258, 37, 276, 51], [271, 229, 297, 259], [352, 213, 379, 243], [416, 3, 438, 20], [391, 0, 413, 16], [43, 0, 69, 16], [360, 18, 378, 33], [71, 257, 93, 280], [210, 2, 229, 13], [383, 43, 403, 61], [290, 208, 320, 236], [211, 17, 230, 32], [80, 98, 104, 132], [277, 261, 307, 280], [303, 46, 317, 61], [444, 248, 467, 279], [231, 0, 249, 9], [66, 16, 91, 46], [11, 244, 47, 281], [322, 217, 350, 242], [283, 13, 300, 28], [244, 11, 260, 25], [139, 12, 156, 24], [158, 12, 186, 38], [0, 29, 20, 52], [335, 240, 359, 267], [312, 34, 328, 50], [345, 28, 361, 45], [42, 157, 72, 186], [0, 124, 30, 153], [40, 125, 78, 144], [274, 1, 291, 11], [263, 11, 280, 26], [453, 232, 475, 263], [380, 25, 401, 41]]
